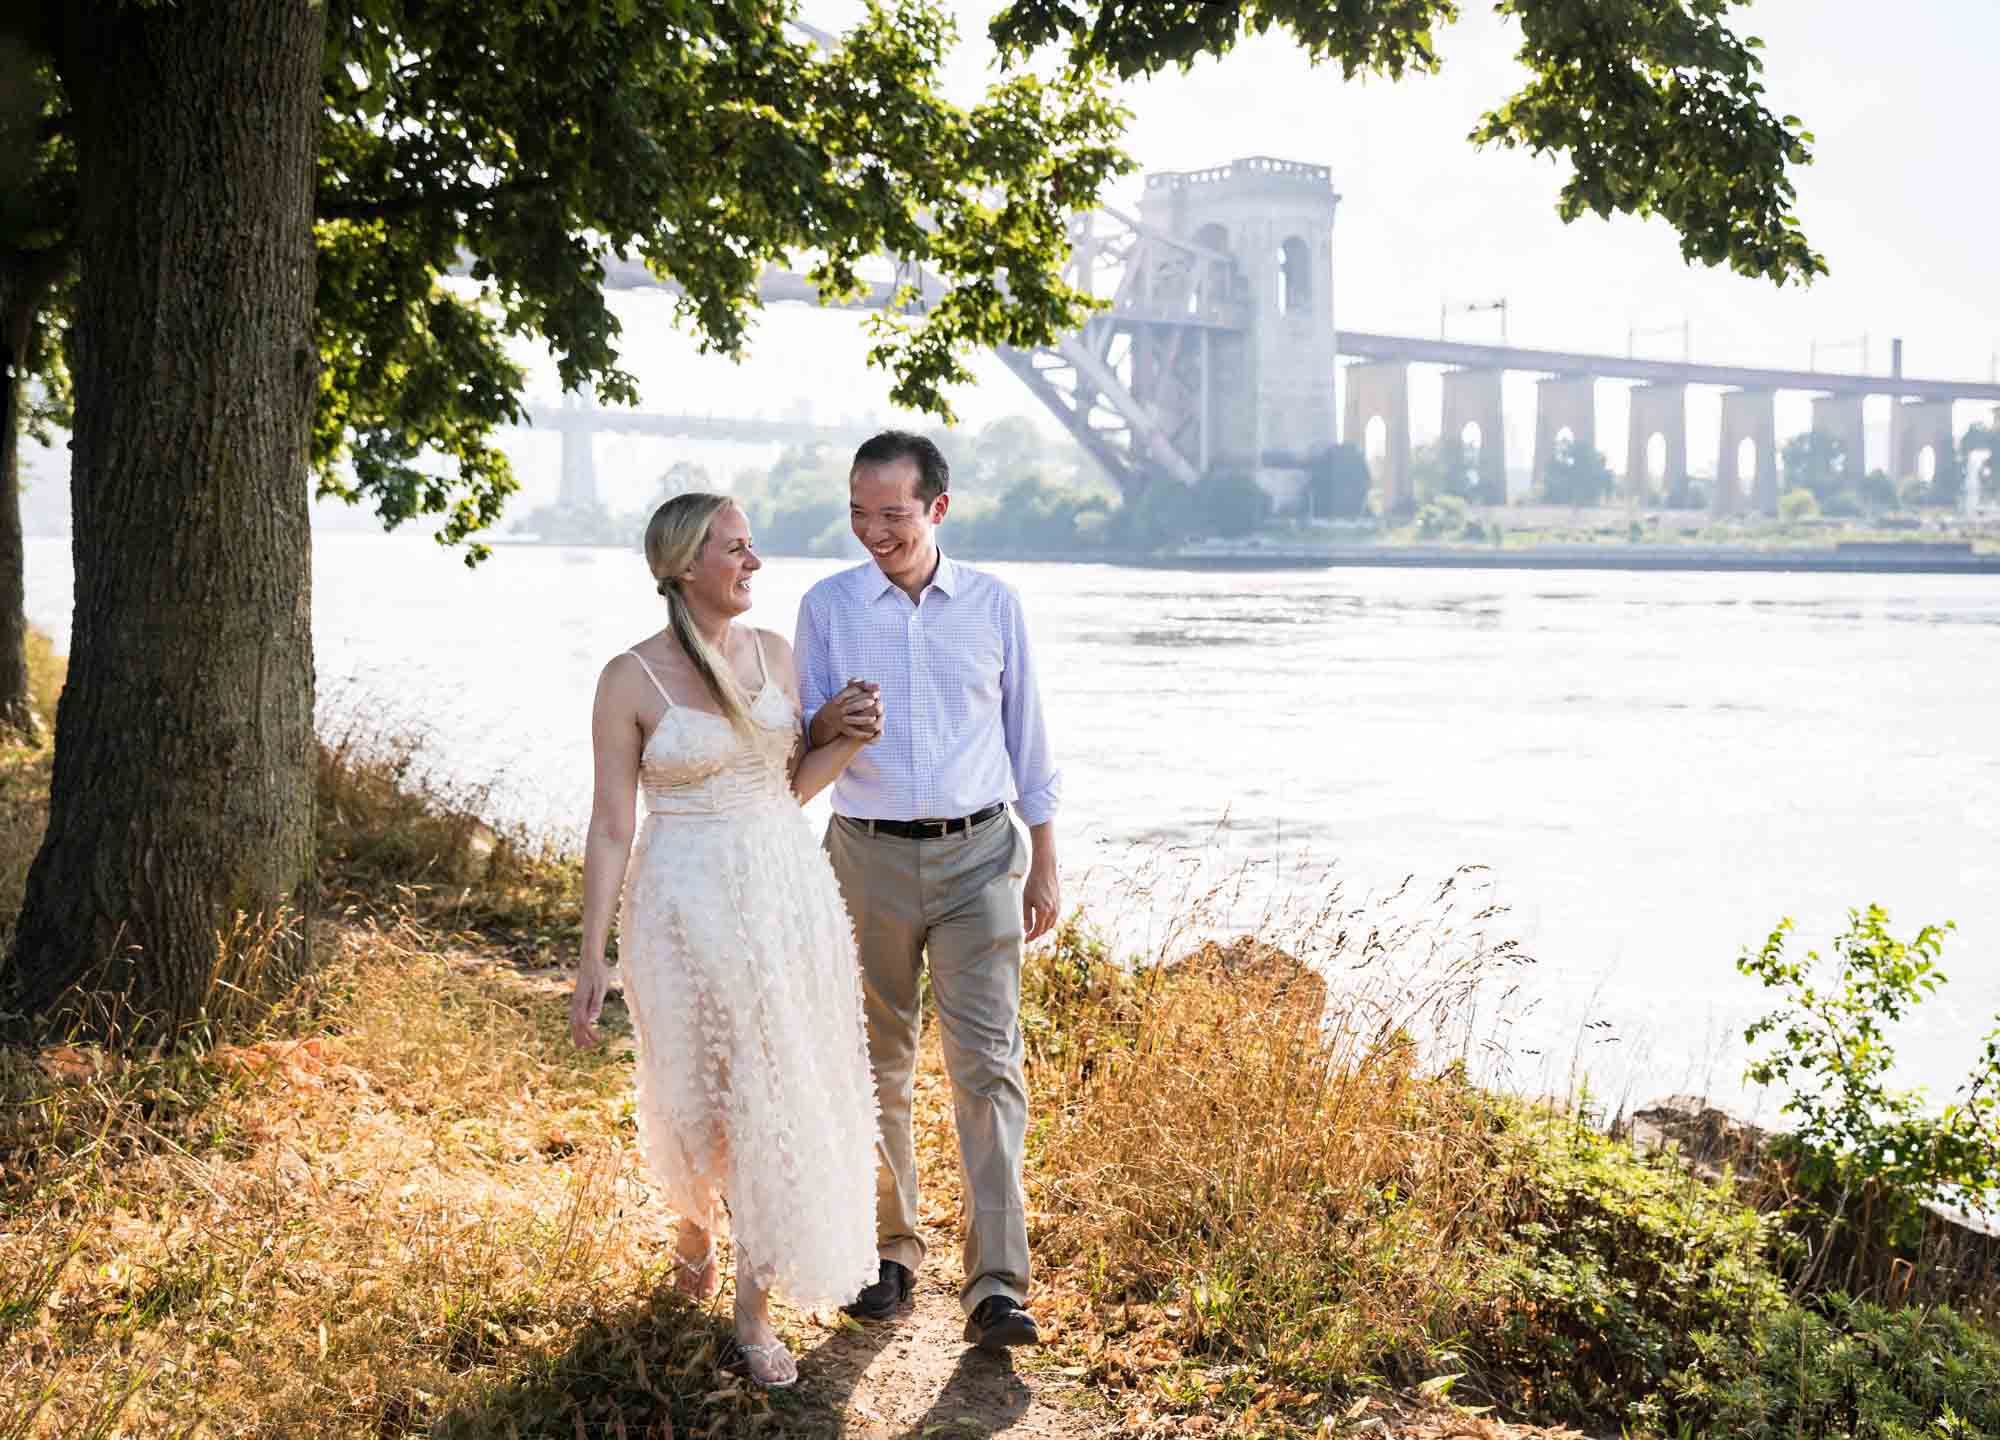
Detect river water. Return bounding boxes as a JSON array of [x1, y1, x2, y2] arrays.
[[23, 535, 2000, 1110]]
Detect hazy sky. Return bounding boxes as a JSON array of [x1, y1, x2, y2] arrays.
[[512, 0, 2000, 501]]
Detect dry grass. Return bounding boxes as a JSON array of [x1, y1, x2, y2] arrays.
[[0, 628, 64, 919], [0, 643, 1625, 1439], [314, 712, 581, 955], [1013, 872, 1548, 1435], [0, 908, 795, 1437], [0, 647, 789, 1438]]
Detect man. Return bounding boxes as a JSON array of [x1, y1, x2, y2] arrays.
[[794, 429, 1061, 1351]]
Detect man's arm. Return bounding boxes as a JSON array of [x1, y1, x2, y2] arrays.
[[795, 588, 837, 745], [999, 587, 1062, 942], [798, 584, 884, 750]]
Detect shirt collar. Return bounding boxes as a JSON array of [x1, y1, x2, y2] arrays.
[[864, 549, 958, 602]]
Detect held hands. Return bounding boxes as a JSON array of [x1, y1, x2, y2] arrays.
[[827, 678, 884, 744], [570, 958, 611, 1050]]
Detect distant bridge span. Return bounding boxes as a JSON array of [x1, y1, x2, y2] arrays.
[[525, 158, 1999, 516], [1335, 332, 2000, 406]]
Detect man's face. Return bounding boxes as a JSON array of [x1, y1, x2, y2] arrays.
[[850, 457, 949, 588]]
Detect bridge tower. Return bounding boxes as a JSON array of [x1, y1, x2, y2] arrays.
[[557, 392, 600, 510], [1137, 157, 1339, 498]]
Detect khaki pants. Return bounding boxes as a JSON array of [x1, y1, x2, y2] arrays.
[[824, 809, 1031, 1315]]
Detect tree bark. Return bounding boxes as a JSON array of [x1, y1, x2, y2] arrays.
[[0, 256, 47, 743], [3, 1, 323, 1042]]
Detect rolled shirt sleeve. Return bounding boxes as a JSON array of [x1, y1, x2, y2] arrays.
[[998, 584, 1062, 826]]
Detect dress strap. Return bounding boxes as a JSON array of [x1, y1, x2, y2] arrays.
[[749, 628, 771, 690], [625, 649, 676, 708]]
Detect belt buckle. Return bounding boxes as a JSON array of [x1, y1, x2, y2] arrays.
[[922, 818, 949, 839]]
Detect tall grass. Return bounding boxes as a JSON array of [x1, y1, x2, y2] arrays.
[[8, 634, 1998, 1436], [0, 908, 756, 1437], [0, 646, 764, 1437], [1019, 872, 1544, 1408]]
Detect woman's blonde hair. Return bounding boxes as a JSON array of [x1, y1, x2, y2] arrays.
[[643, 492, 753, 734]]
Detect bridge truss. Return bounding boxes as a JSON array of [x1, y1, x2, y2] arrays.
[[582, 209, 1246, 498], [994, 209, 1246, 493]]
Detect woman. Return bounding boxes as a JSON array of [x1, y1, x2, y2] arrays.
[[571, 492, 886, 1387]]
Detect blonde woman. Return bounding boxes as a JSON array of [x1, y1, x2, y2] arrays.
[[571, 492, 886, 1387]]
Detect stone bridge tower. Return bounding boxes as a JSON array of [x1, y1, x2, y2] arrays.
[[1137, 157, 1339, 496]]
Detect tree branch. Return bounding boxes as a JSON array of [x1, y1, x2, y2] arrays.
[[315, 173, 555, 225]]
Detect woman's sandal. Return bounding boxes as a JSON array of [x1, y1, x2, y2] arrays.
[[670, 1241, 720, 1300], [733, 1337, 798, 1389]]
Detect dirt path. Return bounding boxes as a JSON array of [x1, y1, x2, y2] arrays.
[[774, 1268, 1098, 1439]]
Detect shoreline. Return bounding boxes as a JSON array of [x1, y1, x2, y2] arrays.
[[492, 534, 2000, 576]]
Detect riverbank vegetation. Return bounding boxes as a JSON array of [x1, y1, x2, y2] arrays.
[[509, 411, 1996, 562], [6, 640, 2000, 1437]]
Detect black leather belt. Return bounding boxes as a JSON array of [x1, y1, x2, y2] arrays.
[[852, 803, 1006, 840]]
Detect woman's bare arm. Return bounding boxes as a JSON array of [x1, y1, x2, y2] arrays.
[[573, 657, 643, 1049]]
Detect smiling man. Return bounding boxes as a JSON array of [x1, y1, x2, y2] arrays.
[[794, 429, 1061, 1351]]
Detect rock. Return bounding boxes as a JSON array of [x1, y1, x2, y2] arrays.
[[1625, 1094, 1774, 1182], [449, 819, 498, 883], [1628, 1094, 2000, 1301]]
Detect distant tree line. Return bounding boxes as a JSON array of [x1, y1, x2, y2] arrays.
[[1777, 426, 1996, 519], [526, 412, 1994, 555], [526, 417, 1386, 558]]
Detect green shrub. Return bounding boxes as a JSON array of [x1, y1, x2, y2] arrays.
[[1778, 487, 1821, 523], [1860, 468, 1900, 510], [1112, 474, 1198, 550], [1307, 443, 1372, 518], [1479, 1110, 1784, 1429], [1540, 436, 1615, 506], [1705, 1294, 2000, 1439], [1415, 494, 1469, 539], [1738, 907, 2000, 1253], [1193, 468, 1271, 538]]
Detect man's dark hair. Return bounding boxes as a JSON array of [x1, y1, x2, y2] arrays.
[[852, 429, 949, 502]]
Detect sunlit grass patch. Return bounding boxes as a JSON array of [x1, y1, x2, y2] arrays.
[[0, 630, 64, 923], [1018, 880, 1536, 1430], [0, 909, 761, 1438]]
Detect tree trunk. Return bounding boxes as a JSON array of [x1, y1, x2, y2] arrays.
[[3, 1, 323, 1042], [0, 260, 44, 743]]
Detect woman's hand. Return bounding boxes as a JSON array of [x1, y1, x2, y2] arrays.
[[828, 678, 884, 743], [570, 958, 611, 1049]]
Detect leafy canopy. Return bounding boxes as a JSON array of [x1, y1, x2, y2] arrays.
[[12, 0, 1827, 564], [1780, 430, 1849, 503], [314, 0, 1128, 558], [8, 0, 1126, 561], [990, 0, 1825, 285]]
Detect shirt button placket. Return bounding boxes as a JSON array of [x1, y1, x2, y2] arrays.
[[907, 606, 926, 813]]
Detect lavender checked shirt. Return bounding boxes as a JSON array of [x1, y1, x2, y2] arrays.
[[794, 553, 1062, 827]]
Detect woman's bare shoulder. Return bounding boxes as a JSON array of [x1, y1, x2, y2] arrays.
[[755, 627, 795, 663], [599, 638, 674, 694]]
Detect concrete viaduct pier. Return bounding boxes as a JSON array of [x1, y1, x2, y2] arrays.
[[1336, 333, 2000, 515]]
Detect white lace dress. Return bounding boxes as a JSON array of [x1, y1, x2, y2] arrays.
[[617, 638, 879, 1307]]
